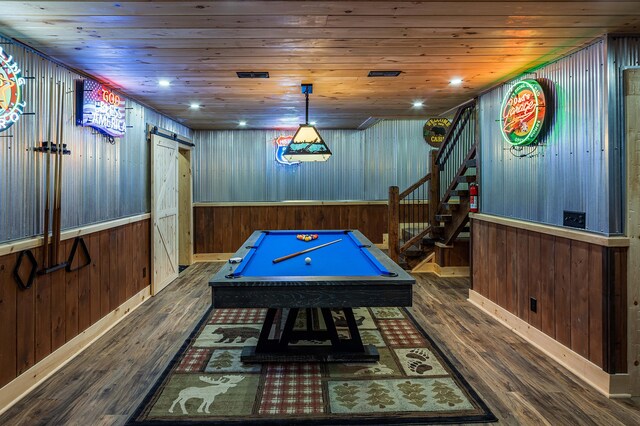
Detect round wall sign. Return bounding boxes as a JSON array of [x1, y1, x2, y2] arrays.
[[0, 47, 26, 133], [500, 79, 546, 146], [423, 117, 451, 147]]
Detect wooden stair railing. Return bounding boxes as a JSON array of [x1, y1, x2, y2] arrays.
[[388, 99, 477, 264]]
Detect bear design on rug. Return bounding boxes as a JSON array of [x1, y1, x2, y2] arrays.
[[169, 375, 245, 414], [210, 327, 257, 343]]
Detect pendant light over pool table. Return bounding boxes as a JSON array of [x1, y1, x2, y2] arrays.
[[283, 84, 332, 162]]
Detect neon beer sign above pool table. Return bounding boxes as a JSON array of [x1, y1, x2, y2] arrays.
[[76, 79, 126, 138], [500, 79, 547, 146]]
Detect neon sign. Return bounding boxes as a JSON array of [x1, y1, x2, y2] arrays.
[[500, 79, 547, 146], [0, 46, 26, 133], [274, 135, 300, 166], [76, 80, 126, 137]]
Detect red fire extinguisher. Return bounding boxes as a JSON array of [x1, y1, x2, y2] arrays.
[[469, 183, 479, 213]]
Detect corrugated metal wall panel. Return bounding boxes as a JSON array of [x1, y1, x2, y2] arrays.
[[193, 120, 429, 202], [607, 35, 640, 234], [0, 36, 190, 243], [479, 39, 613, 234]]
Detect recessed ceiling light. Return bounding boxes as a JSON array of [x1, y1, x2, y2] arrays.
[[239, 121, 247, 126], [450, 78, 463, 85], [412, 101, 424, 108], [310, 121, 317, 125], [189, 103, 200, 109], [158, 79, 171, 87]]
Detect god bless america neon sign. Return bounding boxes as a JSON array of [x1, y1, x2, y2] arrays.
[[76, 80, 126, 138]]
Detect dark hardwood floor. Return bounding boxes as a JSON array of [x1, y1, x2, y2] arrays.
[[1, 262, 638, 425]]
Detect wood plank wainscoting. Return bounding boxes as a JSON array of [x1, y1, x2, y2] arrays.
[[469, 213, 632, 397], [0, 215, 151, 413], [193, 201, 391, 258]]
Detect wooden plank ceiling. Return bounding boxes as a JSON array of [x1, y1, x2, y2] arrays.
[[1, 1, 639, 130]]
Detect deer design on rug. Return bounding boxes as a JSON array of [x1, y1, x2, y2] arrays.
[[169, 375, 245, 414]]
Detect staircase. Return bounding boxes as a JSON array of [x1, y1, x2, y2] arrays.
[[388, 99, 477, 270]]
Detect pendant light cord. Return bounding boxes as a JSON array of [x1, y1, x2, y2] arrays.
[[305, 92, 309, 125]]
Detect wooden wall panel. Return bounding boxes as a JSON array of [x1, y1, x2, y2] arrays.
[[588, 244, 604, 368], [65, 239, 79, 343], [554, 237, 572, 348], [570, 241, 590, 358], [471, 218, 628, 373], [539, 234, 556, 338], [194, 204, 389, 253], [0, 219, 151, 388], [504, 226, 518, 315], [516, 228, 529, 323], [0, 253, 17, 387], [528, 231, 541, 330]]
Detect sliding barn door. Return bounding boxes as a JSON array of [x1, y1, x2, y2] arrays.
[[151, 133, 179, 295]]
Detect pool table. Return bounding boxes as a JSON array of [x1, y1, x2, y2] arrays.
[[209, 230, 415, 362]]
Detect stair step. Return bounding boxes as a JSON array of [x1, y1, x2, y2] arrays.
[[457, 175, 477, 183], [421, 237, 437, 247], [403, 247, 424, 258], [466, 158, 477, 168], [435, 214, 452, 222], [442, 202, 459, 211], [450, 190, 469, 197]]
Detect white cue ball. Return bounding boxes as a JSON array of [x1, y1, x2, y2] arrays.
[[305, 257, 312, 264]]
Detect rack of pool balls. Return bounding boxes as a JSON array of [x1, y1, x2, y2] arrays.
[[296, 233, 318, 242]]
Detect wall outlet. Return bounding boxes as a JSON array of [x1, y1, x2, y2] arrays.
[[530, 297, 537, 313], [563, 210, 586, 229]]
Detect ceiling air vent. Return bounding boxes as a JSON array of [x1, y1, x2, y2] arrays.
[[368, 70, 402, 77], [236, 71, 270, 79]]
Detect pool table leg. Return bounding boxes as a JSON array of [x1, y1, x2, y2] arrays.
[[254, 308, 278, 353], [341, 307, 365, 350]]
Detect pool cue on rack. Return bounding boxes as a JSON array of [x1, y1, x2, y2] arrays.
[[41, 78, 55, 270], [52, 81, 64, 265], [272, 238, 342, 264]]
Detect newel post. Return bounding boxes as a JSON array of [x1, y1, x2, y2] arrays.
[[388, 186, 400, 262]]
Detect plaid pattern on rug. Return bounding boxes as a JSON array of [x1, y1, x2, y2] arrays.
[[259, 364, 324, 415], [128, 307, 496, 424]]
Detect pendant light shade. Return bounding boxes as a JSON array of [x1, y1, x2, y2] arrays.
[[282, 84, 332, 162]]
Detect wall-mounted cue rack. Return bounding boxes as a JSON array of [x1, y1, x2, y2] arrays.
[[13, 79, 91, 290]]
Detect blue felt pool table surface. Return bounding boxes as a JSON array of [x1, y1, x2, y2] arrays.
[[231, 230, 390, 277]]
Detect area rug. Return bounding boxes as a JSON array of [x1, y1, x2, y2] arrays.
[[128, 306, 496, 425]]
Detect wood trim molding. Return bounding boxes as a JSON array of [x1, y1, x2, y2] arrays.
[[412, 259, 470, 277], [0, 213, 151, 257], [470, 213, 629, 247], [193, 253, 236, 262], [0, 287, 152, 415], [468, 290, 631, 398], [193, 201, 390, 207]]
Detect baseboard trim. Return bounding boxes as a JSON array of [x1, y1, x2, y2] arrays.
[[0, 287, 152, 415], [468, 290, 631, 398], [412, 259, 469, 277]]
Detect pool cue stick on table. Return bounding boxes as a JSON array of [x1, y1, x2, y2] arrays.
[[272, 238, 342, 264]]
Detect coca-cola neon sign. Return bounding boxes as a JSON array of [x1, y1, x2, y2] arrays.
[[500, 79, 547, 146]]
